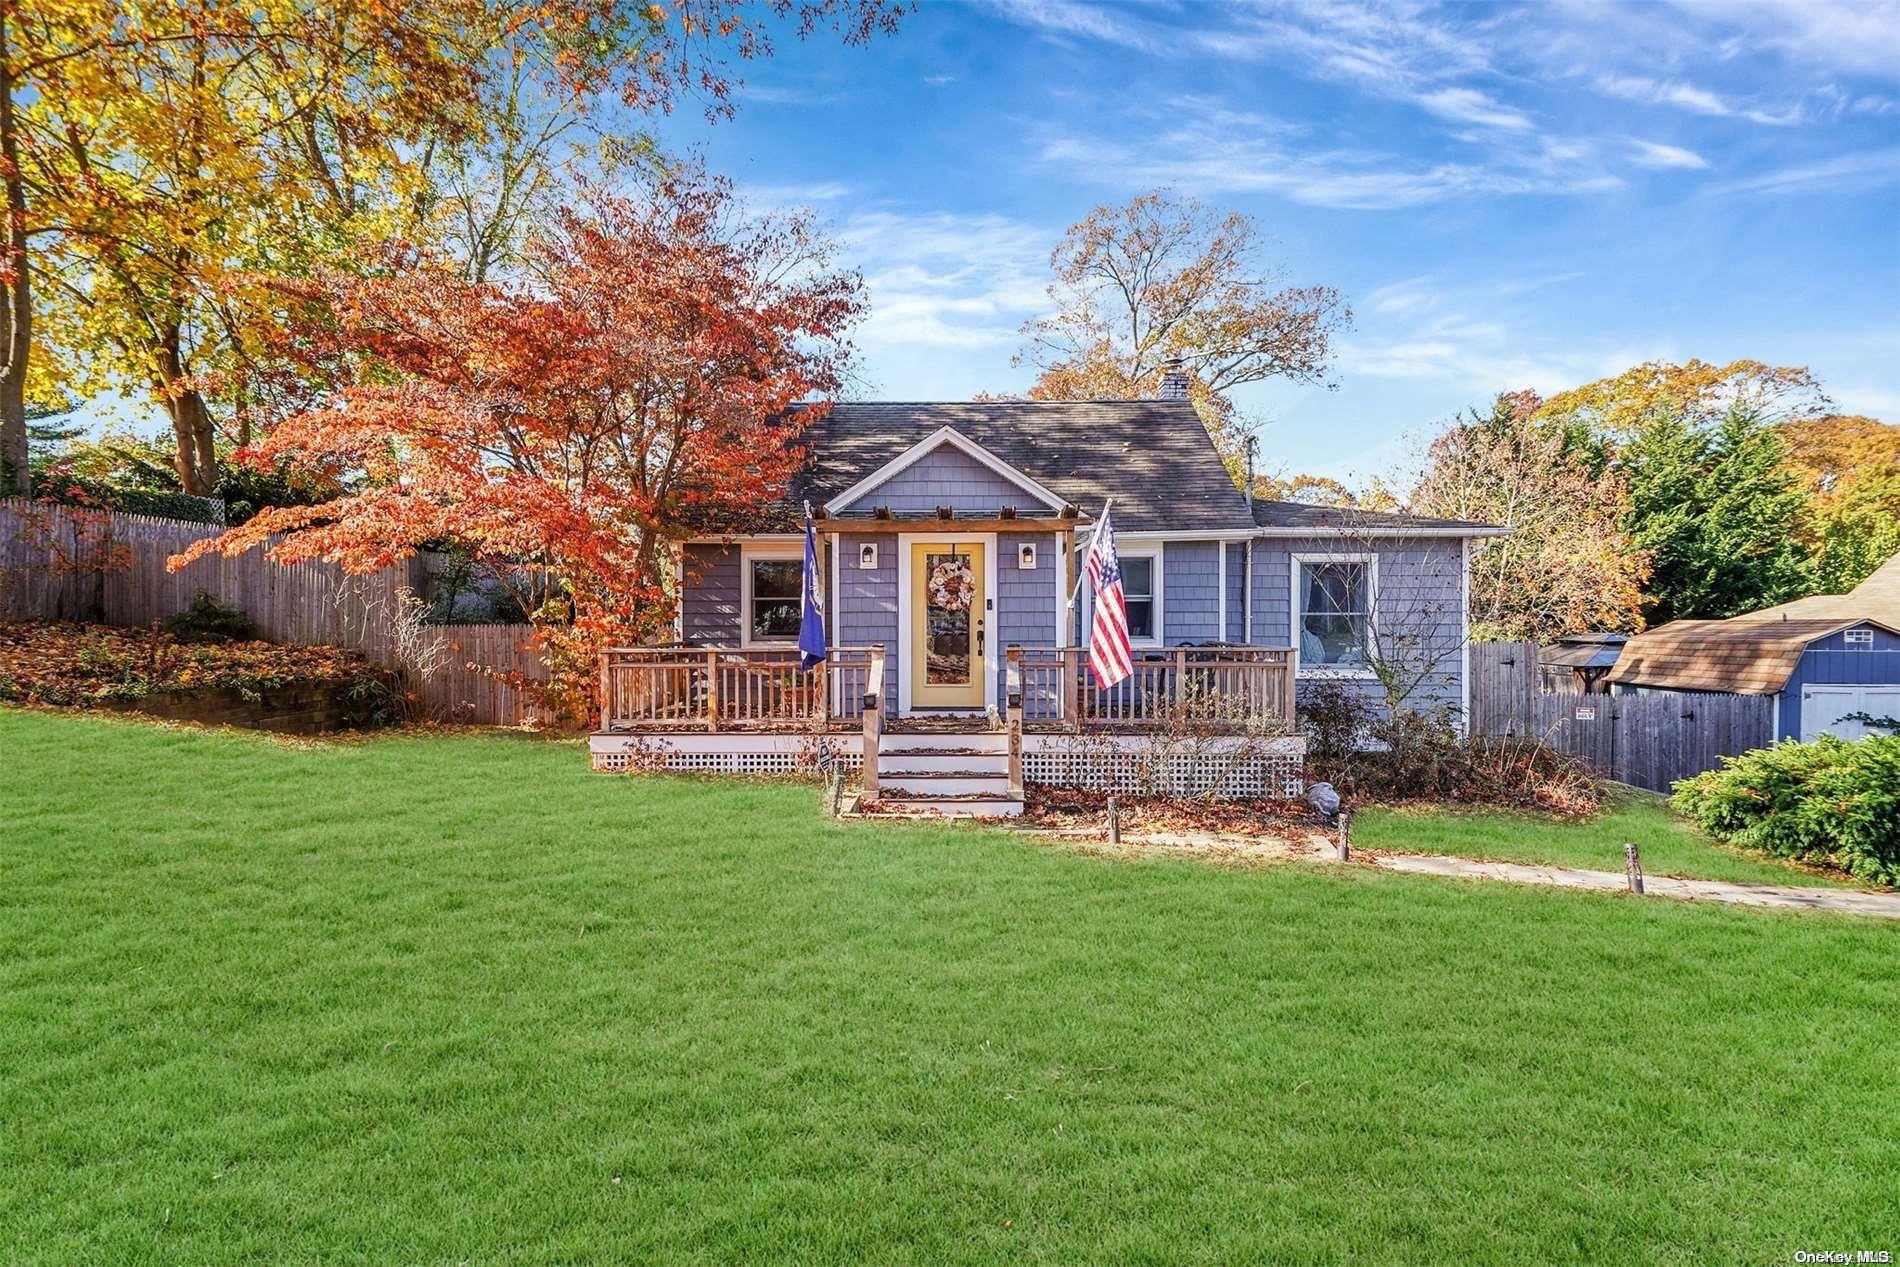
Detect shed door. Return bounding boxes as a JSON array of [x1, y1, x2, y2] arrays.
[[1801, 686, 1900, 741]]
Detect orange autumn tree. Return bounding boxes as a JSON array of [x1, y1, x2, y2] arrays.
[[172, 170, 864, 720]]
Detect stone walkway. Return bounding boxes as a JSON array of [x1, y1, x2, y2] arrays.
[[1027, 823, 1900, 920], [1365, 851, 1900, 920]]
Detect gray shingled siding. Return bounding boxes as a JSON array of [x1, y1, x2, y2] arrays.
[[1070, 539, 1225, 646], [837, 534, 899, 690], [681, 544, 741, 644], [839, 443, 1052, 516], [1252, 537, 1467, 719], [1161, 540, 1222, 644], [997, 532, 1058, 700]]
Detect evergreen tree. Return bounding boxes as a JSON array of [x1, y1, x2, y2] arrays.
[[1620, 407, 1812, 624]]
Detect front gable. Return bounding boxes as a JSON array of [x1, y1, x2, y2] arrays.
[[826, 426, 1069, 517]]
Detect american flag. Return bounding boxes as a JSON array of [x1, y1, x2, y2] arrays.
[[1084, 505, 1133, 689]]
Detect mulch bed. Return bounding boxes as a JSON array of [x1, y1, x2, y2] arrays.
[[1023, 784, 1334, 837]]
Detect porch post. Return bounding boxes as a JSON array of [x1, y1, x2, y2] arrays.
[[598, 651, 611, 731], [1005, 646, 1024, 802], [861, 645, 885, 801], [1062, 647, 1081, 733], [704, 648, 719, 732]]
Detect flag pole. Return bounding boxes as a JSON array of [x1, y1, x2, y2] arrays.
[[1068, 498, 1111, 606]]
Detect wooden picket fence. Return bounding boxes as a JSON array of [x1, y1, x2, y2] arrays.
[[0, 498, 551, 726], [1469, 639, 1773, 792]]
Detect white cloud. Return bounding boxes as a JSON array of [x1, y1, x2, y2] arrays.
[[739, 180, 852, 209], [1036, 123, 1622, 211], [1628, 140, 1711, 170], [1331, 273, 1607, 397], [834, 209, 1052, 350], [1666, 0, 1900, 82], [1364, 276, 1439, 317], [1708, 146, 1900, 194], [1593, 73, 1802, 125], [742, 84, 848, 107], [976, 0, 1159, 51], [1416, 87, 1536, 131]]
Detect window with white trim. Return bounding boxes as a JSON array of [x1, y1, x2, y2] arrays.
[[1297, 558, 1372, 671], [1121, 555, 1156, 641], [746, 556, 803, 643]]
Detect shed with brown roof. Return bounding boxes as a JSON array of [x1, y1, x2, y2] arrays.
[[1608, 554, 1900, 741]]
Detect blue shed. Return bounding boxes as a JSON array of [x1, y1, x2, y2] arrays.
[[1609, 554, 1900, 742]]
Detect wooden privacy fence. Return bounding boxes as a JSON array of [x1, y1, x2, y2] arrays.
[[1468, 640, 1540, 736], [1469, 639, 1774, 792], [1, 498, 550, 725]]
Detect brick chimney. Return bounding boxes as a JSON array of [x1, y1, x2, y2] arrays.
[[1159, 357, 1189, 401]]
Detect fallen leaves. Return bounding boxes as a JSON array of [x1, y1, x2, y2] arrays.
[[0, 621, 385, 708]]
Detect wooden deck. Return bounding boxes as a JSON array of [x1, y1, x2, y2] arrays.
[[593, 646, 1304, 807], [596, 645, 1297, 736]]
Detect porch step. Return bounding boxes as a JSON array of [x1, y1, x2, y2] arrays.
[[868, 723, 1019, 816], [877, 771, 1012, 797], [876, 731, 1010, 754], [873, 794, 1025, 818], [876, 751, 1010, 774]]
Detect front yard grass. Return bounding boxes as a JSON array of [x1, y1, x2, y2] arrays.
[[1352, 789, 1855, 888], [3, 708, 1895, 1264]]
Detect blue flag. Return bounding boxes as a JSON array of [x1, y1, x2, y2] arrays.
[[798, 519, 827, 671]]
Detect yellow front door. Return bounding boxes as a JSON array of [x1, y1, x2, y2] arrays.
[[909, 541, 986, 709]]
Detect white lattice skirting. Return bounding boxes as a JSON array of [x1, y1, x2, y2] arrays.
[[590, 733, 864, 777], [1022, 736, 1306, 799], [589, 733, 1306, 799]]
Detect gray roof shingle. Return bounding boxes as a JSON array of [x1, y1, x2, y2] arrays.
[[786, 400, 1254, 534]]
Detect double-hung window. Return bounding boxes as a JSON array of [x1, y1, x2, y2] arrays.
[[1120, 555, 1157, 642], [745, 555, 804, 643], [1295, 555, 1373, 672]]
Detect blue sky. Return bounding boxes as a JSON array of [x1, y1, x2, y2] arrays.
[[653, 0, 1900, 485]]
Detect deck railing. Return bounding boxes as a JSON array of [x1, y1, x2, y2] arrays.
[[600, 643, 1296, 734], [599, 645, 878, 732], [1011, 645, 1297, 731]]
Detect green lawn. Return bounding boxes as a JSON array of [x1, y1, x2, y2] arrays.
[[3, 709, 1895, 1264], [1353, 790, 1856, 888]]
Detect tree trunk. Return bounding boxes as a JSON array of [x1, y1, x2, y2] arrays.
[[165, 387, 219, 497], [154, 333, 218, 497], [0, 13, 33, 497]]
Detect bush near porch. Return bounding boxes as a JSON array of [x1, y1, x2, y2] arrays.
[[3, 708, 1894, 1264]]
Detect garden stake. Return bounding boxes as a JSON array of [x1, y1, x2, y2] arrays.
[[1336, 808, 1352, 861], [1107, 797, 1120, 846], [1624, 842, 1644, 894]]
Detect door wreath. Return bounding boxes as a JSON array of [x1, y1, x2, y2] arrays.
[[927, 555, 976, 613]]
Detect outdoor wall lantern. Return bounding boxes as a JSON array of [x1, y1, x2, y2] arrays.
[[859, 542, 879, 569], [1018, 543, 1037, 569]]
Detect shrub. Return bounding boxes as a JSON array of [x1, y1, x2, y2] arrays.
[[1298, 685, 1600, 816], [163, 592, 260, 644], [1671, 736, 1900, 887], [1298, 680, 1374, 778], [29, 471, 226, 525]]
